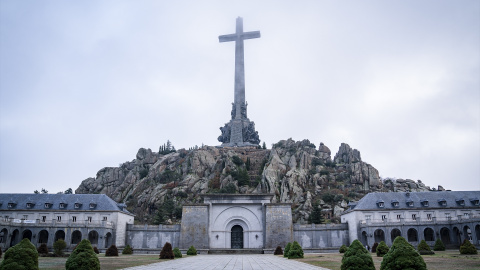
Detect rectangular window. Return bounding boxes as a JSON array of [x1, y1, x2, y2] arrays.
[[427, 214, 432, 220], [382, 215, 387, 221], [365, 215, 371, 220], [103, 216, 107, 221], [72, 216, 76, 222], [87, 216, 92, 222], [57, 216, 61, 222], [397, 214, 401, 220], [23, 215, 28, 220], [445, 213, 451, 219], [4, 216, 9, 222], [412, 214, 417, 220], [464, 213, 470, 219], [59, 203, 65, 209], [42, 216, 46, 222]]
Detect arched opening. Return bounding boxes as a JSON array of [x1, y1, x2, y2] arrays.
[[374, 229, 385, 243], [361, 231, 368, 246], [88, 230, 99, 245], [105, 232, 112, 248], [0, 228, 8, 244], [424, 227, 435, 241], [10, 229, 19, 247], [452, 227, 461, 245], [38, 230, 49, 244], [71, 230, 82, 245], [440, 227, 451, 245], [22, 229, 32, 241], [391, 228, 401, 242], [54, 230, 65, 242], [231, 225, 244, 249], [463, 226, 472, 241], [407, 228, 418, 242], [475, 225, 480, 244]]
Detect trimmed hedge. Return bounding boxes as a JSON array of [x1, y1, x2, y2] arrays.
[[274, 246, 283, 255], [105, 245, 119, 256], [460, 239, 478, 255], [53, 239, 67, 256], [339, 244, 348, 253], [187, 245, 197, 256], [284, 242, 292, 258], [160, 242, 174, 259], [65, 239, 100, 270], [376, 241, 389, 257], [287, 241, 304, 259], [122, 245, 133, 255], [173, 247, 182, 258], [341, 240, 375, 270], [433, 239, 445, 251], [418, 240, 434, 255], [380, 236, 426, 270], [0, 238, 39, 270]]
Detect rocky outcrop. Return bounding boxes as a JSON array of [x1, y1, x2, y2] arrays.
[[76, 139, 432, 224]]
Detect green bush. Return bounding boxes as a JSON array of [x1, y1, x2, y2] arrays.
[[65, 239, 100, 270], [105, 245, 118, 256], [460, 239, 478, 255], [53, 239, 67, 256], [284, 242, 292, 258], [341, 239, 375, 270], [339, 244, 348, 253], [376, 241, 389, 257], [122, 245, 133, 255], [37, 243, 49, 255], [433, 239, 445, 251], [371, 242, 378, 253], [160, 242, 174, 259], [0, 238, 39, 270], [274, 246, 283, 255], [173, 247, 182, 258], [380, 236, 426, 270], [186, 245, 197, 256], [287, 241, 304, 259], [417, 240, 434, 255]]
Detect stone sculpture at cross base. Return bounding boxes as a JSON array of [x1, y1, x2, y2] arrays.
[[217, 17, 261, 147]]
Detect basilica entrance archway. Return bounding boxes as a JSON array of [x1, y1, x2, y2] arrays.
[[231, 225, 244, 249]]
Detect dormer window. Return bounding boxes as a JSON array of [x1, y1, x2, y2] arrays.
[[438, 199, 447, 207], [391, 200, 399, 207], [376, 200, 385, 208], [89, 203, 97, 209], [456, 199, 465, 206], [406, 200, 414, 207], [421, 200, 429, 207], [470, 198, 480, 206], [7, 202, 16, 208], [44, 203, 52, 209], [74, 203, 82, 209], [59, 203, 67, 209], [26, 203, 35, 209]]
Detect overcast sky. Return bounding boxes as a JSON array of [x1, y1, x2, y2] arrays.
[[1, 1, 479, 194]]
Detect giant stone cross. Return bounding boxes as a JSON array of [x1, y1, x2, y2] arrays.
[[217, 17, 261, 147]]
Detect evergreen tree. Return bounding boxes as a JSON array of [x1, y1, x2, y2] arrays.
[[380, 236, 426, 270], [173, 247, 182, 258], [376, 241, 389, 257], [65, 239, 100, 270], [287, 241, 304, 259], [284, 242, 292, 258], [160, 242, 174, 259], [308, 201, 325, 224], [0, 238, 39, 270], [417, 239, 434, 255], [460, 239, 478, 254], [262, 142, 266, 149], [433, 239, 445, 251], [341, 239, 375, 270], [187, 245, 197, 255]]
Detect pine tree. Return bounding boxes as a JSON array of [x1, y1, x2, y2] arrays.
[[308, 202, 325, 224], [341, 239, 375, 270], [380, 236, 426, 270]]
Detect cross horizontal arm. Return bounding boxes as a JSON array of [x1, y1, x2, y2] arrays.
[[242, 31, 261, 40], [219, 31, 261, 42], [219, 34, 237, 42]]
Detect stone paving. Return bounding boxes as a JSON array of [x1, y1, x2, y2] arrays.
[[122, 254, 329, 270]]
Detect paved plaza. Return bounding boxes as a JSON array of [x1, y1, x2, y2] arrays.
[[122, 254, 329, 270]]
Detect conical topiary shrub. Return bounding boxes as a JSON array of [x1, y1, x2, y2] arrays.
[[105, 245, 118, 256], [433, 239, 445, 251], [0, 238, 39, 270], [37, 243, 49, 255], [460, 239, 478, 255], [380, 236, 426, 270], [53, 239, 67, 256], [173, 247, 182, 258], [376, 241, 389, 257], [341, 240, 375, 270], [371, 242, 378, 253], [418, 240, 434, 255], [122, 245, 133, 255], [160, 242, 174, 259], [288, 241, 304, 259], [93, 246, 100, 254], [187, 245, 197, 256], [274, 246, 283, 255], [339, 244, 348, 253], [65, 239, 100, 270], [284, 242, 292, 258]]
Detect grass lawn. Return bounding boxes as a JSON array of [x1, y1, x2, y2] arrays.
[[295, 250, 480, 270], [0, 254, 185, 270]]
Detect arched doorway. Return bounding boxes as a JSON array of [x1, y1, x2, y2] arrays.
[[475, 225, 480, 245], [453, 227, 461, 245], [71, 230, 82, 245], [22, 229, 32, 241], [105, 232, 112, 248], [10, 229, 19, 247], [391, 229, 401, 242], [54, 230, 65, 242], [231, 225, 244, 249], [361, 231, 368, 246], [88, 230, 99, 245], [374, 229, 385, 243], [463, 226, 472, 241], [407, 228, 418, 242], [0, 228, 8, 244], [424, 228, 435, 241], [38, 230, 49, 244], [440, 227, 451, 245]]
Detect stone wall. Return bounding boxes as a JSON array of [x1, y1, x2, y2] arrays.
[[293, 223, 349, 251], [265, 204, 293, 248], [179, 205, 209, 249], [126, 224, 180, 250]]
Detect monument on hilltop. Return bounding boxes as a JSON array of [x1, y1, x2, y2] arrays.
[[217, 17, 261, 147]]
